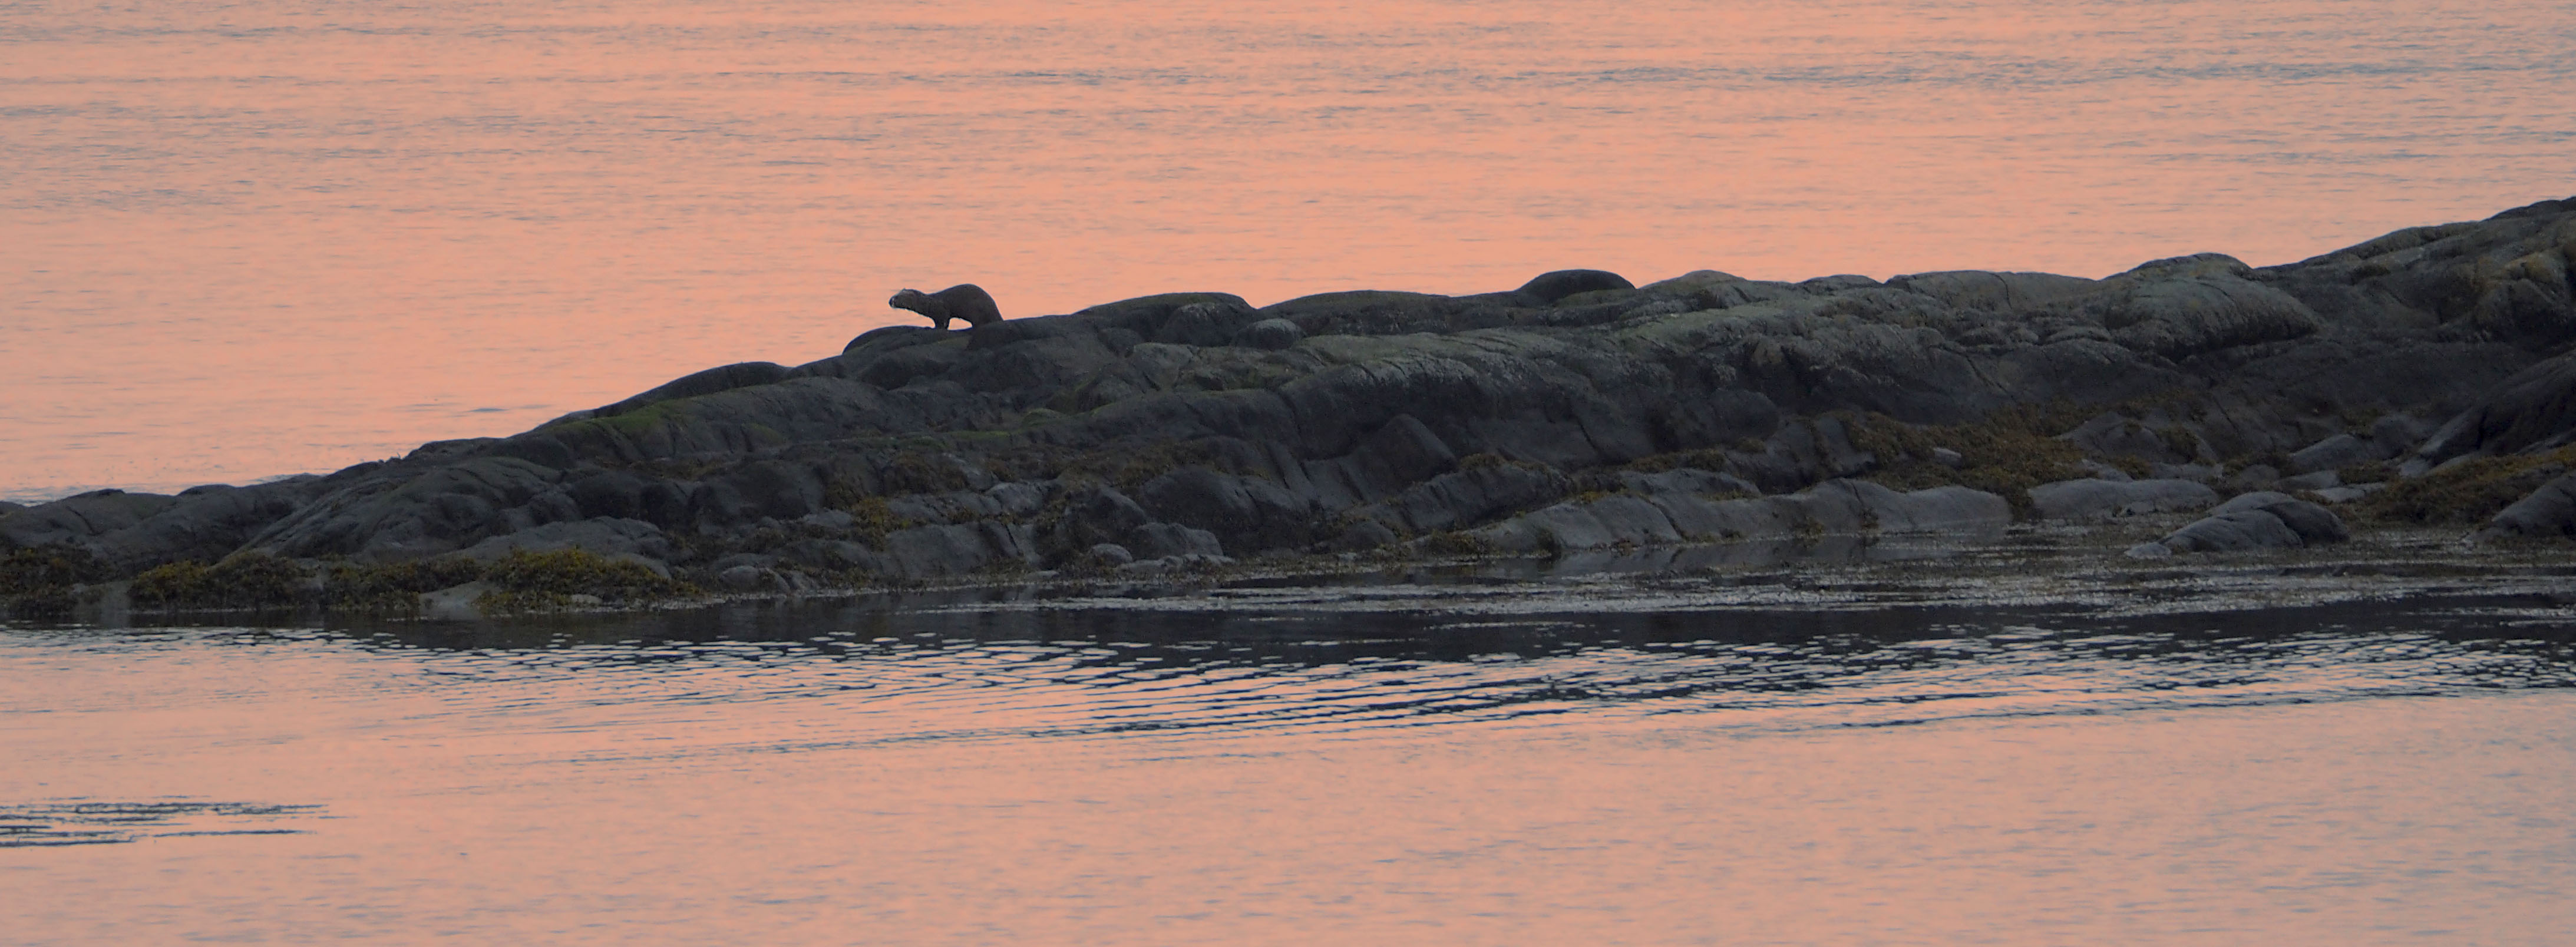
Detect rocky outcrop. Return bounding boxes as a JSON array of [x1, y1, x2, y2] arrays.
[[7, 197, 2576, 611], [2129, 492, 2350, 557]]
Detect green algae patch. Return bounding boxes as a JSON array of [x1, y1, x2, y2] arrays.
[[2360, 446, 2576, 525]]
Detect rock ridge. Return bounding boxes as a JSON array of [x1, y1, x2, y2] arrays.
[[9, 197, 2576, 616]]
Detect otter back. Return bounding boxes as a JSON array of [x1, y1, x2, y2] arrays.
[[890, 284, 1003, 330]]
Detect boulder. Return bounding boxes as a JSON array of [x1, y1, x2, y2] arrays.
[[1128, 522, 1224, 558], [2027, 478, 2219, 521], [1233, 318, 1304, 350], [2475, 472, 2576, 541], [2144, 491, 2347, 554], [2409, 350, 2576, 472], [1517, 269, 1634, 304], [2287, 433, 2382, 474]]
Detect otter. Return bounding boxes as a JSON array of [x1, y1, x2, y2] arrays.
[[889, 284, 1003, 330]]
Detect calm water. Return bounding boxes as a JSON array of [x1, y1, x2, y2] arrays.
[[6, 570, 2576, 943], [5, 0, 2575, 500]]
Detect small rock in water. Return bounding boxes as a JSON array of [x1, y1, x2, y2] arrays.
[[718, 565, 768, 592]]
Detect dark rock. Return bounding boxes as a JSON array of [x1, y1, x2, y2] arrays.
[[457, 518, 672, 564], [1233, 318, 1304, 350], [2157, 510, 2303, 552], [2277, 470, 2340, 492], [717, 564, 768, 591], [2287, 433, 2381, 474], [2478, 472, 2576, 541], [593, 361, 791, 419], [1517, 269, 1634, 304], [0, 489, 180, 551], [2147, 491, 2347, 553], [1135, 466, 1313, 552], [1467, 479, 2006, 552], [2027, 478, 2219, 521], [2408, 350, 2576, 472], [1128, 522, 1223, 558], [85, 476, 331, 572]]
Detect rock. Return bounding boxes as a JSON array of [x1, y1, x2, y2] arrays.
[[0, 489, 180, 551], [1135, 466, 1312, 552], [1616, 468, 1759, 498], [2058, 253, 2324, 359], [592, 361, 791, 419], [34, 198, 2576, 594], [2476, 472, 2576, 541], [2159, 509, 2305, 552], [1154, 300, 1264, 347], [1467, 479, 2005, 552], [2072, 459, 2134, 481], [2027, 478, 2220, 521], [1084, 543, 1135, 567], [2148, 491, 2347, 554], [2062, 412, 2196, 465], [456, 518, 673, 564], [1127, 522, 1223, 559], [420, 581, 492, 621], [1365, 461, 1572, 535], [2310, 484, 2384, 504], [1517, 269, 1634, 304], [881, 522, 1035, 578], [2287, 433, 2382, 474], [2409, 350, 2576, 472], [1332, 518, 1400, 551], [2225, 465, 2281, 492], [716, 564, 768, 591], [1233, 318, 1304, 350], [2276, 470, 2340, 492]]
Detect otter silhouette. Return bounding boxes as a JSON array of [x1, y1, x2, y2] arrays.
[[890, 284, 1003, 330]]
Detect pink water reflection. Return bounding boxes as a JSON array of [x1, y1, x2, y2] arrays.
[[3, 628, 2570, 943]]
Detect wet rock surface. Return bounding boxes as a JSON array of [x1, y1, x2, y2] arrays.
[[7, 198, 2576, 615]]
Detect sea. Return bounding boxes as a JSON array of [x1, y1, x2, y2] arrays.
[[5, 2, 2576, 943], [6, 557, 2576, 943]]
